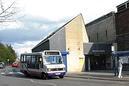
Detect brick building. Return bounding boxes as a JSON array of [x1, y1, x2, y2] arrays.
[[116, 1, 129, 51]]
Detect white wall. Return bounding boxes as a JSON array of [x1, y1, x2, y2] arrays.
[[65, 14, 88, 72], [49, 14, 89, 72]]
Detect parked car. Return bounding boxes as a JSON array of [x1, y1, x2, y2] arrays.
[[0, 62, 5, 68], [12, 62, 19, 68]]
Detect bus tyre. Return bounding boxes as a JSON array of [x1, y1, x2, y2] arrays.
[[59, 75, 64, 78], [24, 71, 30, 77], [42, 73, 48, 80]]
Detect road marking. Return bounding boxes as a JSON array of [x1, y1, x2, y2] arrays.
[[30, 79, 57, 86], [1, 72, 5, 75], [8, 72, 14, 74], [1, 71, 24, 75], [0, 74, 5, 78], [16, 72, 24, 75], [30, 79, 34, 82]]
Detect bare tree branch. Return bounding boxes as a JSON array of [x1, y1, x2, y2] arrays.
[[0, 1, 15, 15], [0, 0, 16, 23], [0, 0, 4, 12], [0, 10, 16, 18]]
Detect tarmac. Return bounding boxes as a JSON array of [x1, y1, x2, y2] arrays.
[[65, 70, 129, 82], [1, 66, 129, 82]]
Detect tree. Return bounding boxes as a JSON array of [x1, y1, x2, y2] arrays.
[[6, 44, 16, 62], [0, 0, 16, 23], [0, 43, 16, 63], [0, 43, 7, 61]]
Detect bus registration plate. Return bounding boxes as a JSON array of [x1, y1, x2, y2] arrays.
[[55, 73, 60, 75]]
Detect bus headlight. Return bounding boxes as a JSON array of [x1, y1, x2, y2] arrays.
[[47, 68, 51, 71]]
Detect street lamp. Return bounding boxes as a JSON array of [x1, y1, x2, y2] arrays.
[[7, 59, 9, 65]]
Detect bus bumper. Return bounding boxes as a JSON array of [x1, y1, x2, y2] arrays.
[[47, 72, 66, 77]]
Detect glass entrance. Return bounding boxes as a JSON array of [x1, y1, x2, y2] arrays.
[[90, 55, 106, 70]]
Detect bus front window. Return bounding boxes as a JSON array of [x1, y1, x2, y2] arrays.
[[44, 56, 63, 64]]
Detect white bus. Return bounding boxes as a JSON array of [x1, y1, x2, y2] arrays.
[[20, 50, 66, 79]]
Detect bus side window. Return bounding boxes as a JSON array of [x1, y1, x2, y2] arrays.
[[21, 55, 25, 63], [26, 55, 31, 68], [31, 56, 36, 69], [20, 55, 23, 62], [39, 57, 43, 68], [39, 57, 42, 63], [35, 56, 41, 69]]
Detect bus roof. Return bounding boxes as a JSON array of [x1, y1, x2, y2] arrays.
[[21, 50, 61, 56], [21, 52, 42, 56]]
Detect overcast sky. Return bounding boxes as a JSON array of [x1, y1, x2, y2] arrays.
[[0, 0, 127, 56]]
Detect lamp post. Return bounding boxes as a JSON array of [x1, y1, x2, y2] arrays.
[[111, 43, 118, 71], [7, 59, 9, 65]]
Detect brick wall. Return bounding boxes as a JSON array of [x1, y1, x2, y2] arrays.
[[116, 8, 129, 51]]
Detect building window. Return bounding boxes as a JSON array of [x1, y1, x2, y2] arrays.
[[127, 2, 129, 8], [106, 30, 108, 40], [88, 36, 90, 41], [97, 32, 99, 41], [117, 4, 126, 12]]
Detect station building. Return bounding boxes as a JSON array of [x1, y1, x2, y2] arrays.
[[84, 12, 116, 70], [85, 12, 116, 71], [32, 1, 129, 72], [32, 14, 89, 72], [85, 0, 129, 71]]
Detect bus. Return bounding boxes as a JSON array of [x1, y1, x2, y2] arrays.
[[20, 50, 66, 79]]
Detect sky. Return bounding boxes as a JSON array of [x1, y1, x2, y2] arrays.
[[0, 0, 127, 57]]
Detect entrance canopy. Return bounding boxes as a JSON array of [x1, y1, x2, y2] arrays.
[[112, 51, 129, 57], [84, 43, 112, 55]]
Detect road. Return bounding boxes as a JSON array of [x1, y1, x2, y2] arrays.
[[0, 67, 129, 86]]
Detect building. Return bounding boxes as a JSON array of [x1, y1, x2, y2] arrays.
[[85, 12, 116, 71], [32, 14, 89, 72], [85, 0, 129, 71], [86, 12, 116, 43], [32, 1, 129, 72], [83, 43, 112, 71], [114, 1, 129, 70], [116, 1, 129, 51]]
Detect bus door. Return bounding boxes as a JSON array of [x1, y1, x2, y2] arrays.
[[20, 55, 28, 71], [28, 55, 43, 76]]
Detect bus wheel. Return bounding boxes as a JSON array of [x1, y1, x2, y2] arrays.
[[59, 75, 64, 79], [24, 71, 30, 77], [42, 73, 48, 80]]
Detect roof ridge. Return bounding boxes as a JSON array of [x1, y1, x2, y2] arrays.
[[32, 13, 83, 50]]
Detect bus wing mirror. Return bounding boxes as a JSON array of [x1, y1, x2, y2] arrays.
[[39, 58, 42, 63]]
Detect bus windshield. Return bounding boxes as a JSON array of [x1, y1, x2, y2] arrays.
[[44, 56, 63, 64]]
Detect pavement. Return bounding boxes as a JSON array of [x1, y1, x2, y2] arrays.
[[65, 70, 129, 82]]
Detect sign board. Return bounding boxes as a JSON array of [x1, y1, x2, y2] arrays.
[[92, 50, 105, 53], [45, 52, 60, 55]]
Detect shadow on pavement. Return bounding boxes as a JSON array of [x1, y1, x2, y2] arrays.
[[1, 66, 63, 81]]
